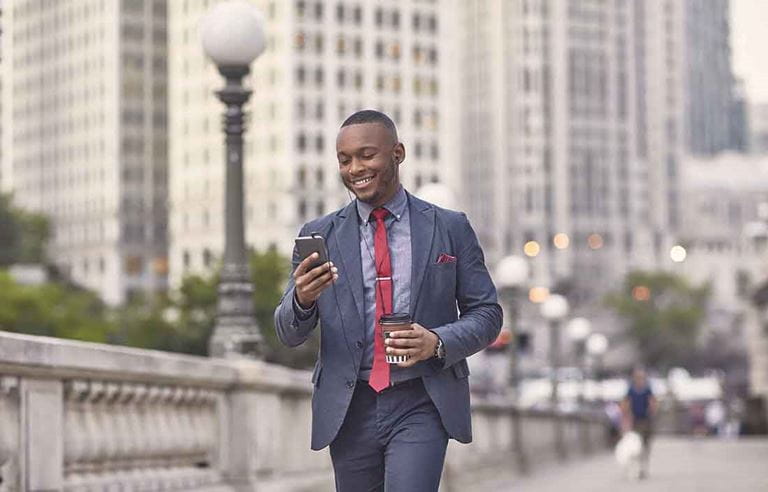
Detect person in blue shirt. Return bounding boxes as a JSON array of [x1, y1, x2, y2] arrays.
[[621, 367, 658, 478]]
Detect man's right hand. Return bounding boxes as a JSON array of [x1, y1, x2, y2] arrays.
[[294, 253, 338, 309]]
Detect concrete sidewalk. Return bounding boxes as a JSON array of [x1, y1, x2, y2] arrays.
[[470, 437, 768, 492]]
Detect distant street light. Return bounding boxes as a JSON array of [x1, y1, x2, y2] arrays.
[[670, 245, 687, 263], [495, 255, 530, 473], [586, 333, 608, 358], [586, 332, 609, 401], [567, 317, 593, 453], [540, 293, 569, 459], [201, 1, 266, 358]]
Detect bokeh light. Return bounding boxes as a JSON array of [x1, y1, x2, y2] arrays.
[[528, 286, 550, 303], [524, 240, 541, 257], [553, 233, 570, 249], [587, 233, 604, 250]]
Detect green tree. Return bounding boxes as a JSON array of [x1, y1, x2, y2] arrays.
[[0, 270, 114, 342], [605, 270, 710, 370], [0, 193, 49, 266], [112, 248, 317, 368]]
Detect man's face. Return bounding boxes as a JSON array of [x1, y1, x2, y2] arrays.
[[633, 370, 647, 387], [337, 122, 404, 208]]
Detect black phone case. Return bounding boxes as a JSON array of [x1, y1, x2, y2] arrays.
[[295, 236, 329, 270]]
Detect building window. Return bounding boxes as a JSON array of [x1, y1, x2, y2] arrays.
[[297, 133, 307, 152]]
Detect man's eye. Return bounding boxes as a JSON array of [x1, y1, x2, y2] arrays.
[[362, 154, 375, 160]]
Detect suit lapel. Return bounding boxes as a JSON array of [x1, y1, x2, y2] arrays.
[[408, 193, 435, 318], [333, 202, 365, 325]]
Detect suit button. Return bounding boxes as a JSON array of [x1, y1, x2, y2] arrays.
[[346, 380, 355, 389], [356, 340, 363, 349]]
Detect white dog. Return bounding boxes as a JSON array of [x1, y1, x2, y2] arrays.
[[614, 431, 644, 480]]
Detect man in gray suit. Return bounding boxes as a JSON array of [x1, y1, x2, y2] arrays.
[[274, 110, 502, 491]]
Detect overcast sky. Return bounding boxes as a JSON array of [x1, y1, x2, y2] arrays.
[[731, 0, 768, 104]]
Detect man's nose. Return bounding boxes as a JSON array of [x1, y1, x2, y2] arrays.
[[349, 157, 365, 175]]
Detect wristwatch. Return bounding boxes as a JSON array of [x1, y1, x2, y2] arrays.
[[434, 334, 446, 360]]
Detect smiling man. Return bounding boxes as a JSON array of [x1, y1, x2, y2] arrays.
[[274, 110, 502, 492]]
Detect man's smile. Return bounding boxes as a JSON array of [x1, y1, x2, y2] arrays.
[[350, 175, 375, 189]]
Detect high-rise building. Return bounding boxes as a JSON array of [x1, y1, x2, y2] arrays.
[[167, 0, 459, 286], [457, 0, 686, 371], [684, 0, 743, 156], [460, 0, 682, 300], [0, 2, 5, 192], [750, 102, 768, 155], [1, 0, 169, 304], [678, 154, 767, 393]]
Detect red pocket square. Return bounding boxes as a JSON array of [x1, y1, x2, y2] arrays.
[[437, 253, 457, 264]]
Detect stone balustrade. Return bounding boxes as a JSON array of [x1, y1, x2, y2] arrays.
[[0, 331, 608, 491]]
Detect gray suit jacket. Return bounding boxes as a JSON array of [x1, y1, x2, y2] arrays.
[[274, 192, 502, 450]]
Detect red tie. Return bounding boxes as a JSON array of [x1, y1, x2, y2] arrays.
[[369, 207, 393, 392]]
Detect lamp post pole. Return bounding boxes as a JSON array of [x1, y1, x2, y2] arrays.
[[494, 255, 529, 473], [541, 294, 569, 460], [209, 66, 263, 358], [201, 2, 266, 358], [567, 317, 592, 454]]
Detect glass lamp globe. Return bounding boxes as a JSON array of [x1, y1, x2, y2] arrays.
[[586, 333, 608, 356], [540, 294, 569, 321], [566, 317, 592, 342], [201, 1, 266, 67], [494, 255, 529, 289]]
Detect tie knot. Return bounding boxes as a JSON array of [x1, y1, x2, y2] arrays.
[[371, 207, 390, 222]]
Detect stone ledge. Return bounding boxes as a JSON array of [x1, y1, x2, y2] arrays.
[[0, 332, 237, 387]]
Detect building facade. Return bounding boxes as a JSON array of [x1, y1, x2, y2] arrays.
[[678, 154, 768, 394], [460, 0, 683, 298], [1, 0, 169, 304], [750, 102, 768, 155], [167, 0, 460, 285], [684, 0, 744, 156]]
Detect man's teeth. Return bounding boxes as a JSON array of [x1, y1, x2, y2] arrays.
[[354, 177, 373, 185]]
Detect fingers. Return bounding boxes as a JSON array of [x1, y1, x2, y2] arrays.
[[295, 253, 322, 276], [294, 258, 339, 305]]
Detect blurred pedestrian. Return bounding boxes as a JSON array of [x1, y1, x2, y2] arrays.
[[621, 367, 658, 479], [705, 399, 726, 436]]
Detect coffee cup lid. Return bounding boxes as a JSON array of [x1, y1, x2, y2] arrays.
[[379, 312, 411, 324]]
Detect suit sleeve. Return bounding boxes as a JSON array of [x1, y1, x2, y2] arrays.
[[273, 225, 320, 347], [430, 213, 503, 368]]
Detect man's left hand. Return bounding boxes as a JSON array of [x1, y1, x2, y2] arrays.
[[385, 323, 439, 368]]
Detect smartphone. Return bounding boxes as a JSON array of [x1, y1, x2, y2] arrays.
[[295, 235, 329, 270]]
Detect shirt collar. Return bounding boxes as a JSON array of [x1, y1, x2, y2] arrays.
[[356, 186, 408, 224]]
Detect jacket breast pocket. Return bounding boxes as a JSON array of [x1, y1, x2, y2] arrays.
[[427, 261, 457, 298]]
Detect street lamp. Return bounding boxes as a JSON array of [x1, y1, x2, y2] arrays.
[[586, 333, 608, 398], [540, 293, 569, 459], [566, 317, 592, 402], [586, 332, 608, 371], [495, 256, 530, 392], [201, 1, 266, 358], [566, 317, 592, 453], [494, 255, 530, 473]]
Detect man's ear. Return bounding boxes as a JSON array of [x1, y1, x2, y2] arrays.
[[394, 142, 406, 164]]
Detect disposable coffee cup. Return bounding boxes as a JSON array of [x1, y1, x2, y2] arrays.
[[380, 313, 412, 364]]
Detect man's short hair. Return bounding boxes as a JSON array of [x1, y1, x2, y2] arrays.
[[341, 109, 398, 140]]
